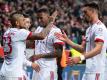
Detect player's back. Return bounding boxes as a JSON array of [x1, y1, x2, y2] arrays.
[[1, 28, 27, 77]]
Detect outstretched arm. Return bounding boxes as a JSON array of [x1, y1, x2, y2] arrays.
[[55, 31, 85, 53]]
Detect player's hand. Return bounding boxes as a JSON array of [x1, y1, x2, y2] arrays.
[[54, 30, 69, 42], [31, 62, 40, 72], [72, 57, 81, 64], [46, 10, 58, 28], [66, 57, 74, 66], [49, 10, 58, 23]]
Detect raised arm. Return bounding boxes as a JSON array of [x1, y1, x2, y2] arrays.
[[27, 11, 58, 40]]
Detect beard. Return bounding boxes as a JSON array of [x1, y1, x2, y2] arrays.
[[38, 22, 48, 28], [38, 23, 44, 27], [83, 18, 89, 23], [82, 16, 91, 24]]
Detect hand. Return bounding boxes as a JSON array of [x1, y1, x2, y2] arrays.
[[49, 10, 58, 23], [72, 57, 81, 64], [46, 10, 58, 28], [31, 62, 40, 72], [66, 57, 81, 66], [54, 30, 69, 42], [66, 57, 74, 66]]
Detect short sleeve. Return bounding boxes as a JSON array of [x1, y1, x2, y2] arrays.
[[52, 28, 64, 45], [13, 29, 31, 41], [94, 25, 104, 42]]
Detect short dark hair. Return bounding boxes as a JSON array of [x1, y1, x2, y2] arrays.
[[23, 14, 30, 18], [82, 2, 99, 11], [37, 7, 50, 14]]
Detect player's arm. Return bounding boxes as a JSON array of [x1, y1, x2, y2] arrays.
[[29, 43, 63, 61], [53, 43, 63, 58], [67, 41, 104, 66], [24, 56, 40, 72], [40, 43, 63, 58], [27, 23, 53, 40], [27, 11, 58, 40], [55, 31, 85, 53], [39, 43, 63, 58], [29, 53, 55, 61], [26, 40, 35, 48], [67, 27, 105, 66], [84, 41, 103, 59], [66, 39, 85, 53]]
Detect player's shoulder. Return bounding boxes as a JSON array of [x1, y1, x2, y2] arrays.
[[5, 28, 17, 33], [19, 28, 28, 31], [96, 21, 105, 27], [3, 28, 17, 37], [96, 20, 102, 25], [93, 21, 106, 29], [93, 21, 107, 33], [18, 29, 30, 34], [8, 28, 16, 32], [51, 25, 61, 32]]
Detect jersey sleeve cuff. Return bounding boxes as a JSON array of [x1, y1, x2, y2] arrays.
[[54, 42, 65, 45], [27, 32, 32, 39], [80, 54, 85, 61], [95, 38, 104, 43]]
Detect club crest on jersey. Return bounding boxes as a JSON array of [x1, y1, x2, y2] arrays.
[[98, 28, 103, 32]]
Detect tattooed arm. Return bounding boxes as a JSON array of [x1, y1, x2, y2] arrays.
[[29, 43, 63, 61]]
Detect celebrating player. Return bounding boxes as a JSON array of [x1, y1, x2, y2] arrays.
[[31, 8, 64, 80], [0, 11, 57, 80], [55, 2, 107, 80]]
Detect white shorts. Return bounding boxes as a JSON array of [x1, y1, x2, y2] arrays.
[[32, 67, 58, 80], [82, 73, 106, 80]]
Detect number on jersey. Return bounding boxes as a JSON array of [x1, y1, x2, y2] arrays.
[[3, 36, 12, 55]]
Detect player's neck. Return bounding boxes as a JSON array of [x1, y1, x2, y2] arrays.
[[43, 22, 50, 28], [91, 16, 99, 24], [41, 24, 47, 28], [16, 26, 22, 29]]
